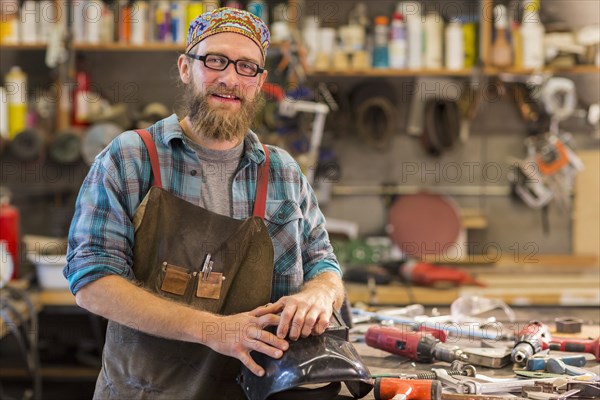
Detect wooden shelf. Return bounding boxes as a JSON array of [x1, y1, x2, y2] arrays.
[[308, 68, 474, 77], [308, 65, 600, 78], [73, 43, 183, 51], [0, 43, 47, 50]]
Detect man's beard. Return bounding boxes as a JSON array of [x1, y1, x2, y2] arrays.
[[183, 79, 264, 143]]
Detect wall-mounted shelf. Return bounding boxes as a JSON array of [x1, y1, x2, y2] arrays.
[[308, 65, 600, 78]]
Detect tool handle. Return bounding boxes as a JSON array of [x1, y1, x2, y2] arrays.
[[546, 336, 600, 361], [365, 326, 436, 362], [374, 378, 441, 400]]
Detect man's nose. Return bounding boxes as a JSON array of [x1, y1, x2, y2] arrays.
[[216, 62, 240, 88]]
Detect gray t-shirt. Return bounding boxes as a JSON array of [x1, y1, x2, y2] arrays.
[[187, 139, 244, 217]]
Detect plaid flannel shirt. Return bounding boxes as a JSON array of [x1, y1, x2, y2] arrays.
[[64, 114, 341, 301]]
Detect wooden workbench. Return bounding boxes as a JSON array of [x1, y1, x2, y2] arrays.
[[336, 307, 600, 399]]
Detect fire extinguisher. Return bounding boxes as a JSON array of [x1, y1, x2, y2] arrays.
[[0, 190, 20, 280]]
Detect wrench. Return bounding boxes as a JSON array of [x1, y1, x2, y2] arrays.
[[433, 369, 562, 395]]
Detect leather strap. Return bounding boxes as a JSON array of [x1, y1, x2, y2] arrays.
[[253, 144, 270, 219], [135, 129, 163, 189], [135, 129, 269, 219]]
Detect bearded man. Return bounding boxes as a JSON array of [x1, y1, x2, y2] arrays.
[[64, 8, 344, 399]]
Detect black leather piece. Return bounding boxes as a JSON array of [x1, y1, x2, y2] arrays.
[[422, 99, 460, 156]]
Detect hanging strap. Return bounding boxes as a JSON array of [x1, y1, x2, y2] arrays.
[[253, 144, 270, 219], [135, 129, 163, 189]]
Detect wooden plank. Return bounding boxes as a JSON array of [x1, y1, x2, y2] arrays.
[[574, 151, 600, 261]]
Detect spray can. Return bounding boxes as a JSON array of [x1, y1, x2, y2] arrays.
[[424, 12, 443, 69], [445, 21, 464, 70], [0, 192, 20, 280], [0, 87, 7, 141], [130, 1, 148, 45], [521, 0, 545, 68], [399, 2, 423, 69], [5, 66, 28, 139], [20, 0, 38, 44], [171, 1, 187, 45], [372, 16, 390, 68], [462, 21, 477, 68], [389, 11, 407, 69]]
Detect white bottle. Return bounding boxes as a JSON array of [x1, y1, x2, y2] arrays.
[[19, 0, 39, 43], [521, 0, 545, 68], [445, 21, 464, 70], [399, 2, 422, 69], [388, 11, 407, 68], [424, 11, 443, 69]]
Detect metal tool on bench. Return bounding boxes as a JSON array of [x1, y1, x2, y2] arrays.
[[433, 368, 562, 395], [462, 347, 512, 369], [544, 336, 600, 362], [526, 352, 587, 373], [365, 326, 469, 363], [512, 321, 552, 366]]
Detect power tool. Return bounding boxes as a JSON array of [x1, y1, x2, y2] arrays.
[[511, 321, 551, 366], [374, 378, 441, 400], [365, 326, 468, 363]]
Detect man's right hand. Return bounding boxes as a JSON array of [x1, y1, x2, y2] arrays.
[[202, 306, 289, 376]]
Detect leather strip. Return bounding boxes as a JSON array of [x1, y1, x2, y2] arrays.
[[253, 144, 270, 219], [135, 129, 163, 189]]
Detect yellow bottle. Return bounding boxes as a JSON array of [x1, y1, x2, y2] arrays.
[[5, 66, 28, 139]]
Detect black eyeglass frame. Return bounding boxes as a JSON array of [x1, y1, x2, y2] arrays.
[[184, 53, 265, 77]]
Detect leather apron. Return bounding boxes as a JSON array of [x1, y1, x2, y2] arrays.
[[93, 130, 274, 399]]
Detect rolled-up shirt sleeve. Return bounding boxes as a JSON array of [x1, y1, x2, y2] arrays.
[[299, 174, 342, 281], [64, 134, 144, 295]]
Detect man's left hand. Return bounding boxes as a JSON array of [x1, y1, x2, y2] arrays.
[[253, 272, 344, 341]]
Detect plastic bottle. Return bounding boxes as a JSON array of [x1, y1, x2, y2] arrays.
[[462, 20, 477, 68], [424, 12, 443, 69], [512, 21, 523, 69], [0, 87, 7, 140], [5, 66, 27, 139], [72, 56, 91, 127], [388, 11, 407, 69], [445, 20, 464, 70], [372, 16, 389, 68], [491, 4, 512, 68], [130, 1, 148, 45], [521, 0, 545, 68], [399, 2, 422, 69]]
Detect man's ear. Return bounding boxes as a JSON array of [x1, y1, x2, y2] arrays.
[[259, 69, 268, 88], [178, 54, 191, 84]]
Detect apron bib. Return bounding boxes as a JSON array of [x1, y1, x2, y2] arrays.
[[93, 130, 274, 399]]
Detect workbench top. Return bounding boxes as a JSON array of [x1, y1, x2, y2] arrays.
[[337, 307, 600, 399]]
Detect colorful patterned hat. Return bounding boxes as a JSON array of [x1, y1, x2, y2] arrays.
[[186, 7, 270, 63]]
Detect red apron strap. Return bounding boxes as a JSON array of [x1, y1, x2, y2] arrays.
[[253, 144, 270, 219], [135, 129, 163, 189]]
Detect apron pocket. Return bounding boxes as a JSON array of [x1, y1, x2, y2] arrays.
[[160, 263, 192, 296]]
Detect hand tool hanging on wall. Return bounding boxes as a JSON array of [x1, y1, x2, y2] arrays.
[[365, 326, 469, 364], [49, 130, 82, 164], [421, 99, 461, 156], [9, 129, 46, 161], [350, 82, 397, 150]]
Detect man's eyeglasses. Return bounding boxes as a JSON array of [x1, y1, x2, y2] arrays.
[[184, 53, 265, 77]]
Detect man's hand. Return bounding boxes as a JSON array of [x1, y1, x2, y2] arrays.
[[254, 272, 344, 341], [203, 307, 289, 377]]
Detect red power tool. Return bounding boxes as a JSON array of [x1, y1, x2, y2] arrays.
[[511, 321, 552, 366], [544, 336, 600, 361], [365, 326, 468, 363], [374, 378, 441, 400], [399, 260, 485, 287]]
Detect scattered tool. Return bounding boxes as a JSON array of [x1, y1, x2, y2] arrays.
[[526, 353, 587, 372], [373, 378, 442, 400], [462, 347, 512, 369], [554, 318, 583, 334], [365, 326, 469, 363], [545, 358, 597, 378], [512, 321, 552, 366], [544, 336, 600, 362], [399, 261, 486, 288]]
